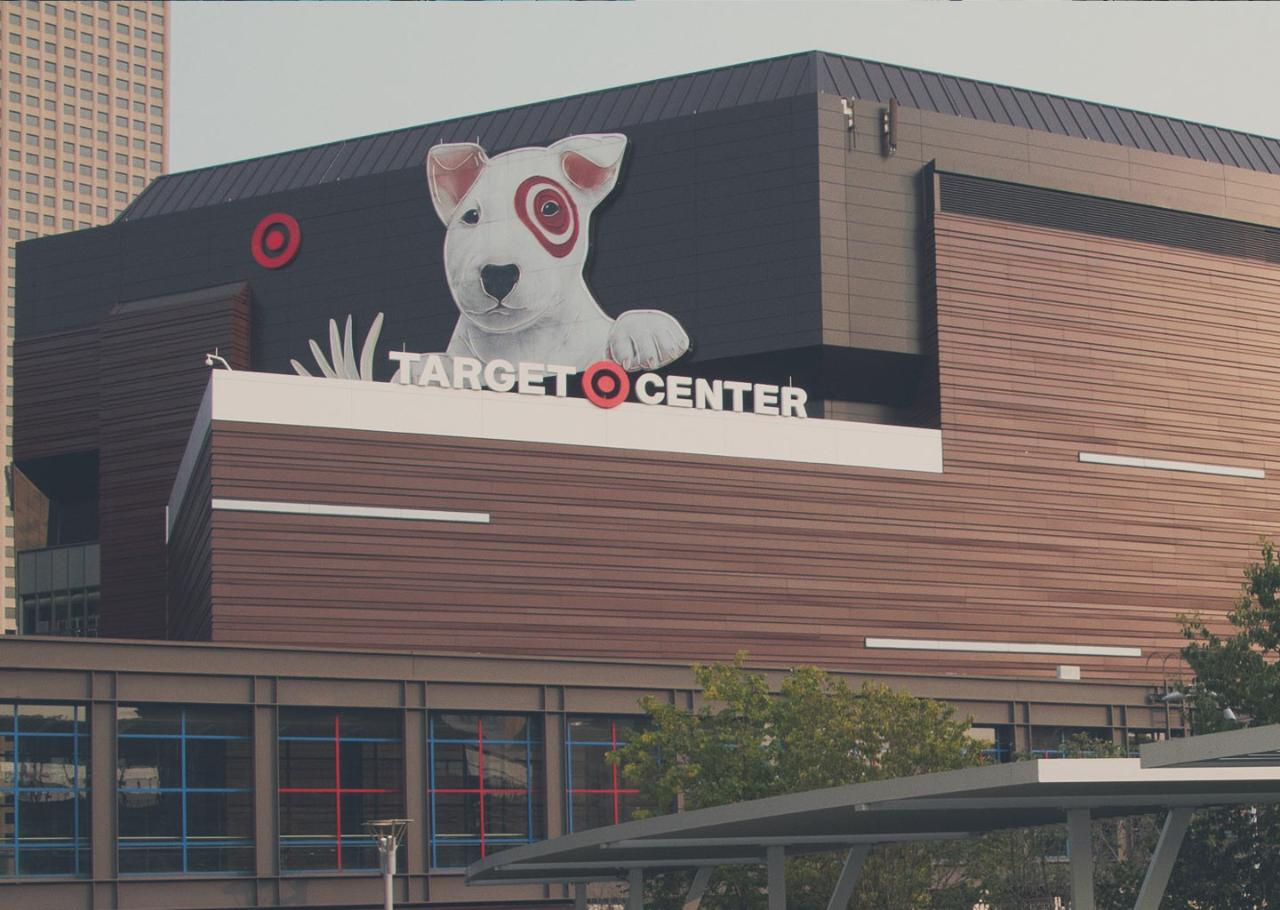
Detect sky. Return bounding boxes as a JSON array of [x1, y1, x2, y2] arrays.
[[169, 1, 1280, 174]]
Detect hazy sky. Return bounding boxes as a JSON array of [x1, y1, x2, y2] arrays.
[[170, 2, 1280, 174]]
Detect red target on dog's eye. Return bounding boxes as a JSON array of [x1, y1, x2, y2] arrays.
[[582, 360, 631, 409], [251, 212, 301, 269], [515, 175, 578, 258]]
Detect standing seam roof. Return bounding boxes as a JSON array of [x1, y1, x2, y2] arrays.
[[122, 50, 1280, 222]]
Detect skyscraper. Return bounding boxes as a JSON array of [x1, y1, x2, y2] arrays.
[[2, 0, 168, 633]]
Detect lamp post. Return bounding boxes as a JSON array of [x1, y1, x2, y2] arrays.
[[363, 818, 411, 910]]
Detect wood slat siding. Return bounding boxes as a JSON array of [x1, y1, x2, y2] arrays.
[[931, 212, 1280, 677], [167, 437, 213, 642], [172, 214, 1280, 683], [13, 327, 99, 460], [99, 288, 250, 639]]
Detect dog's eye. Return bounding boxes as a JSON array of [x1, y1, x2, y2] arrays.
[[461, 208, 480, 225], [539, 200, 560, 218]]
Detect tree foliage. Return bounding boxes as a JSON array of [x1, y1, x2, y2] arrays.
[[612, 655, 980, 910], [1183, 538, 1280, 728], [1174, 539, 1280, 909]]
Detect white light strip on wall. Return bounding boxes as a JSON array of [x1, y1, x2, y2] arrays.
[[1079, 452, 1264, 480], [864, 637, 1142, 658], [211, 498, 490, 524]]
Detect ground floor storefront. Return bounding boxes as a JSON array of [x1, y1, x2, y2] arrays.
[[0, 636, 1177, 909]]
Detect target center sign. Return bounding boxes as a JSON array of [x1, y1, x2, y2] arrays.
[[387, 353, 808, 418]]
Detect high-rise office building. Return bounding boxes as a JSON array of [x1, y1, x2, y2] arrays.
[[1, 0, 168, 633]]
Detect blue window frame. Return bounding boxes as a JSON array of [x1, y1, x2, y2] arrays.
[[565, 716, 652, 833], [428, 713, 543, 869], [117, 705, 253, 874], [0, 703, 90, 877]]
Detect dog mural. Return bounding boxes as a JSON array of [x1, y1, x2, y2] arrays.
[[292, 133, 690, 382]]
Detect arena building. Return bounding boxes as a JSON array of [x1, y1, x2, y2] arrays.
[[4, 50, 1280, 908]]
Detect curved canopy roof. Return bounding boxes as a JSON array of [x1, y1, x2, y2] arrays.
[[468, 726, 1280, 884]]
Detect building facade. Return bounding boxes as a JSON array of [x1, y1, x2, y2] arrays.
[[6, 51, 1280, 908], [2, 0, 169, 633]]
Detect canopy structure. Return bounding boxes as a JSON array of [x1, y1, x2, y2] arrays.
[[467, 725, 1280, 910]]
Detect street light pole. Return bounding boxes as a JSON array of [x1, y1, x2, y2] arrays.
[[364, 818, 411, 910]]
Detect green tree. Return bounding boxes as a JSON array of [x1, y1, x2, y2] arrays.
[[1183, 539, 1280, 728], [612, 655, 980, 910], [1175, 539, 1280, 909]]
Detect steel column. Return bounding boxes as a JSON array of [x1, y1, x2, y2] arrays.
[[825, 845, 872, 910], [1133, 808, 1194, 910], [766, 845, 786, 910], [1067, 809, 1095, 910], [626, 868, 644, 910], [683, 867, 713, 910]]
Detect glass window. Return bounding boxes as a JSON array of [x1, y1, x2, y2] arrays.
[[278, 709, 403, 872], [17, 544, 100, 636], [429, 713, 543, 869], [0, 703, 90, 877], [117, 705, 253, 874], [565, 717, 653, 833]]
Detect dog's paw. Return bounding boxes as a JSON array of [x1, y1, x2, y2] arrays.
[[607, 310, 690, 371]]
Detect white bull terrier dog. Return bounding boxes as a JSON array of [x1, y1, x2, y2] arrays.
[[292, 133, 690, 382]]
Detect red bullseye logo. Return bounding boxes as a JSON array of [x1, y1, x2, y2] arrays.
[[582, 360, 630, 409], [515, 176, 578, 258], [251, 212, 301, 269]]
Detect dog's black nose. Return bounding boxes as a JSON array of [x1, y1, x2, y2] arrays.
[[480, 264, 520, 302]]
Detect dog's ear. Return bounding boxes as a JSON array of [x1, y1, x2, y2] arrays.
[[426, 143, 488, 224], [552, 133, 627, 201]]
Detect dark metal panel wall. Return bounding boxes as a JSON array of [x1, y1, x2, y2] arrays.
[[13, 327, 100, 461], [17, 95, 825, 374]]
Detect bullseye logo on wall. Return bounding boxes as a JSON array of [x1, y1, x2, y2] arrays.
[[251, 212, 302, 269]]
